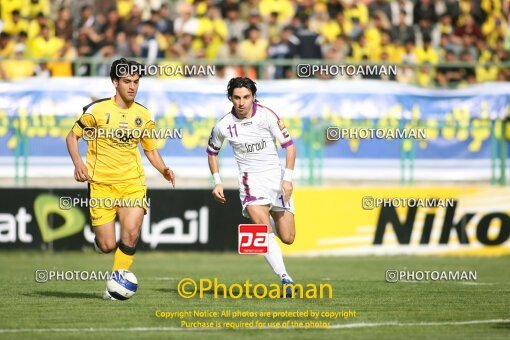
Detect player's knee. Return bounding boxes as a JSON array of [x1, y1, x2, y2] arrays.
[[99, 240, 117, 253], [280, 232, 295, 245]]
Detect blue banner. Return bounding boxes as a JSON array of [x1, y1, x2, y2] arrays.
[[0, 78, 509, 162]]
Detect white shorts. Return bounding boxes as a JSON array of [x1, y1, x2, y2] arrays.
[[238, 169, 295, 218]]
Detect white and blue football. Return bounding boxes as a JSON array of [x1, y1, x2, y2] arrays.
[[107, 270, 138, 300]]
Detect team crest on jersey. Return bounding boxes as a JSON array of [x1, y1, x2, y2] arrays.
[[135, 116, 142, 127], [277, 120, 290, 138]]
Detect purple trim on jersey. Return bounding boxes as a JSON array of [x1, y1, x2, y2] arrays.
[[242, 172, 257, 204], [281, 140, 294, 148], [231, 106, 239, 119], [206, 148, 218, 155], [252, 102, 257, 117]]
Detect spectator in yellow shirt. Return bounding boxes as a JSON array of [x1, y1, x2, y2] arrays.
[[259, 0, 294, 24], [0, 32, 15, 57], [0, 43, 35, 80], [26, 0, 50, 19], [117, 0, 135, 19], [239, 27, 268, 61], [415, 36, 439, 64], [350, 35, 372, 62], [197, 5, 228, 49], [380, 31, 399, 63], [48, 37, 77, 77], [2, 9, 29, 36], [28, 25, 64, 58], [321, 11, 342, 44], [201, 32, 224, 60], [343, 1, 369, 28], [416, 64, 435, 87], [1, 0, 25, 21], [475, 44, 499, 82], [27, 12, 55, 40]]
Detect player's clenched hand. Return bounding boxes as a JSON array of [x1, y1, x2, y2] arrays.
[[74, 162, 90, 182], [212, 184, 226, 203], [162, 167, 175, 188], [282, 180, 293, 203]]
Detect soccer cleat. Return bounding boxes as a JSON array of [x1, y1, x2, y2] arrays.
[[103, 287, 117, 300], [281, 276, 297, 298]]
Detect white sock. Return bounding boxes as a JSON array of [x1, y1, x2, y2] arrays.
[[263, 233, 293, 281]]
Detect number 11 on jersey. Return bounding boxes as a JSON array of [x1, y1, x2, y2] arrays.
[[227, 124, 238, 137]]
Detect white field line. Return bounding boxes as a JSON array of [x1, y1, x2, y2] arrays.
[[0, 319, 508, 333]]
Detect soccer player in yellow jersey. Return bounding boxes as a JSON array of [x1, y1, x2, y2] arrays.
[[65, 58, 175, 300]]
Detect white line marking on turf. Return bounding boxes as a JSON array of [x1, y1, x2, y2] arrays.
[[397, 281, 496, 285], [0, 319, 508, 333], [329, 319, 510, 329]]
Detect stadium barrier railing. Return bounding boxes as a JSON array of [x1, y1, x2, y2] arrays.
[[1, 57, 510, 86]]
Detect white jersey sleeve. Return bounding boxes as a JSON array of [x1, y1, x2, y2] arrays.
[[264, 107, 294, 149], [206, 125, 224, 156]]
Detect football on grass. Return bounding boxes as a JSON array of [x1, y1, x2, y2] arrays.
[[107, 270, 138, 300]]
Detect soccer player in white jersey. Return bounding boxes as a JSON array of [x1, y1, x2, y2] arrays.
[[207, 77, 297, 297]]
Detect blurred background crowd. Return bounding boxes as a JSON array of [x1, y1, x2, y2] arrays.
[[0, 0, 509, 86]]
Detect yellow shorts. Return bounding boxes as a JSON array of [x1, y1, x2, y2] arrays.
[[88, 182, 148, 227]]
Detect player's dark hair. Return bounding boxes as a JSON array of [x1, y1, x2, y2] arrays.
[[110, 58, 143, 81], [227, 77, 257, 101]]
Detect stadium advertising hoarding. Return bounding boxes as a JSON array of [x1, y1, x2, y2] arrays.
[[0, 188, 243, 251], [1, 187, 508, 255], [290, 187, 510, 256]]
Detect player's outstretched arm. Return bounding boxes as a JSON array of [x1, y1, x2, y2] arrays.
[[208, 154, 226, 204], [65, 130, 90, 182], [144, 149, 175, 187], [282, 143, 296, 203]]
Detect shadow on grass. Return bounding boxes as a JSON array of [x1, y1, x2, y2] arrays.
[[493, 322, 510, 330], [24, 291, 99, 299], [152, 287, 279, 297], [153, 288, 179, 294]]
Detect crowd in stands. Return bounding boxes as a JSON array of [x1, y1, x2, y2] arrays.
[[0, 0, 509, 87]]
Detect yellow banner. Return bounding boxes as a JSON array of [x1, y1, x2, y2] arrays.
[[285, 187, 510, 256]]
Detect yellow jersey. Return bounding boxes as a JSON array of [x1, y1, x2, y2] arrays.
[[72, 97, 157, 185]]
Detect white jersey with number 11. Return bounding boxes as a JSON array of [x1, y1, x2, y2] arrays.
[[207, 102, 293, 174]]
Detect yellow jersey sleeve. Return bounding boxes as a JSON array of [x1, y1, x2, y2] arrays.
[[141, 120, 157, 151], [72, 113, 96, 138]]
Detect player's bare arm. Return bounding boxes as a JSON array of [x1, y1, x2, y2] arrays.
[[208, 153, 226, 203], [282, 143, 296, 203], [65, 130, 90, 182], [144, 149, 175, 187]]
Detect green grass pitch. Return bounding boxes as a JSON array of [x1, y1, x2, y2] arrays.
[[0, 251, 508, 339]]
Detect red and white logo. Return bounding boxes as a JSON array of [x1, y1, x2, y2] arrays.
[[238, 224, 269, 254]]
